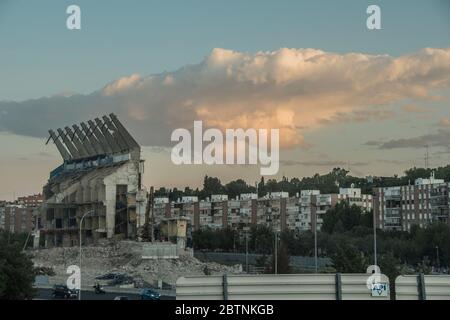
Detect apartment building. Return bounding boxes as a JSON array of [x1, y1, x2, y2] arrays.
[[0, 194, 42, 234], [373, 174, 449, 231], [3, 205, 35, 233], [17, 193, 44, 207], [338, 185, 372, 212], [299, 186, 371, 232]]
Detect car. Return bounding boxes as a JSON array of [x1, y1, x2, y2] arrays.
[[113, 296, 129, 300], [140, 288, 161, 300], [52, 284, 78, 299]]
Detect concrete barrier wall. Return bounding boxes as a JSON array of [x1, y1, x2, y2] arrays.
[[177, 273, 390, 300], [396, 275, 450, 300], [142, 243, 178, 259]]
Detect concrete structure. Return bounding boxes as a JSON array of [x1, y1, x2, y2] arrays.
[[177, 273, 391, 300], [160, 217, 189, 250], [373, 174, 449, 231], [396, 275, 450, 300], [40, 114, 144, 247]]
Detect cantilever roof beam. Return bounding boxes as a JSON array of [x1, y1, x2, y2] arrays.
[[57, 128, 81, 159], [109, 113, 140, 150], [102, 115, 128, 152], [65, 126, 89, 158], [95, 118, 122, 154], [80, 122, 105, 155], [48, 129, 72, 161], [72, 124, 97, 157], [87, 120, 113, 154]]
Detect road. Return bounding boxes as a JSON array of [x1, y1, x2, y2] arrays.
[[35, 288, 175, 300]]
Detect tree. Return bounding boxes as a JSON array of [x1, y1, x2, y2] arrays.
[[255, 254, 269, 273], [269, 243, 291, 274], [202, 176, 225, 197], [322, 202, 363, 234], [0, 232, 36, 299], [331, 240, 367, 273], [378, 252, 401, 300], [249, 225, 273, 254], [225, 179, 255, 199]]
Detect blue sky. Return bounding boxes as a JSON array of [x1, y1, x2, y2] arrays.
[[0, 0, 450, 200], [1, 0, 450, 100]]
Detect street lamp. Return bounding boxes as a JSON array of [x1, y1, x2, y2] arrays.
[[243, 227, 250, 273], [373, 210, 378, 267], [79, 209, 94, 301], [436, 246, 440, 270], [274, 231, 278, 274], [308, 198, 319, 273], [274, 229, 280, 274], [314, 210, 318, 273]]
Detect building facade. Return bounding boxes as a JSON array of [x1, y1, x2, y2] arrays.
[[39, 114, 144, 247], [373, 174, 449, 231]]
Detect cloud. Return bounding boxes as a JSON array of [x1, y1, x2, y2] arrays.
[[1, 47, 450, 149], [438, 117, 450, 127], [366, 128, 450, 149], [280, 160, 369, 167], [103, 74, 142, 96], [401, 104, 429, 113]]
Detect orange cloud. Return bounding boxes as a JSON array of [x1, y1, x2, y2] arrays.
[[2, 47, 450, 149]]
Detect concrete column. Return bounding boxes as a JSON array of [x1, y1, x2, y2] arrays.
[[105, 184, 116, 238]]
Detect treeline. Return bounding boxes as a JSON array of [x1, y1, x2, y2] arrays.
[[154, 165, 450, 200]]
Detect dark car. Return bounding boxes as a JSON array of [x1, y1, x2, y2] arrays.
[[140, 288, 161, 300], [52, 284, 78, 299]]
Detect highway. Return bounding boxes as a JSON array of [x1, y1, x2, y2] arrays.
[[35, 288, 175, 300]]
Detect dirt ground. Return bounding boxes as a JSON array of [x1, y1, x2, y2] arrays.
[[30, 240, 242, 288]]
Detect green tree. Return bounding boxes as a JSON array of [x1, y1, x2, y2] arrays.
[[269, 243, 291, 274], [0, 232, 36, 299], [331, 240, 367, 273], [322, 202, 363, 234], [202, 176, 225, 197]]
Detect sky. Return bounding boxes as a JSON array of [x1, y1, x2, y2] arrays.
[[0, 0, 450, 200]]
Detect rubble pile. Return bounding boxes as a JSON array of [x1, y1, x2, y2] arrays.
[[31, 240, 242, 288]]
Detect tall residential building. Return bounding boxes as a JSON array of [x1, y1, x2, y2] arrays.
[[17, 193, 44, 207], [373, 174, 449, 231], [299, 186, 372, 232]]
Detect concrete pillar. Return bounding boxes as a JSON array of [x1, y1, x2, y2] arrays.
[[105, 184, 116, 238], [193, 202, 200, 231]]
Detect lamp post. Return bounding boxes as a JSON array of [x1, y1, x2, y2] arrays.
[[309, 197, 318, 273], [314, 210, 318, 273], [436, 246, 440, 270], [243, 227, 250, 273], [79, 210, 94, 301], [274, 230, 278, 274], [373, 210, 378, 267]]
